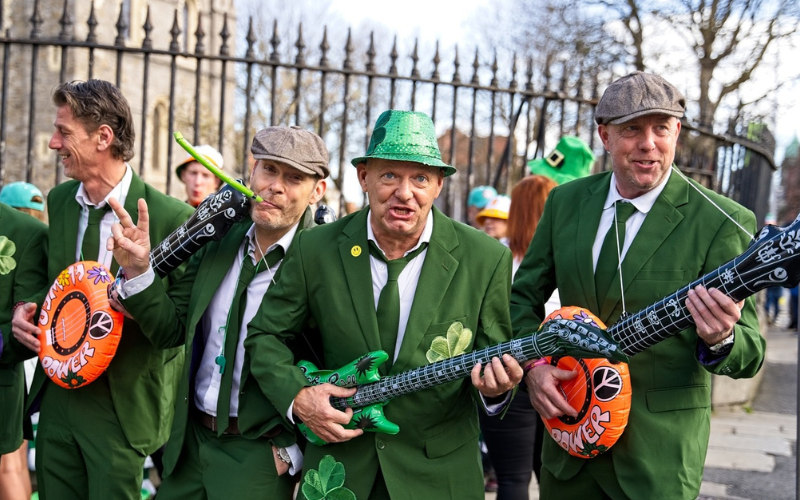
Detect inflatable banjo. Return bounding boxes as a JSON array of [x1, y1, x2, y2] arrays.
[[297, 213, 800, 452], [37, 136, 254, 389]]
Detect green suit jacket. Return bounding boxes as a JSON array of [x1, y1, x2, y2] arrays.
[[26, 174, 193, 456], [511, 171, 765, 499], [245, 206, 513, 500], [121, 209, 314, 476], [0, 203, 49, 454]]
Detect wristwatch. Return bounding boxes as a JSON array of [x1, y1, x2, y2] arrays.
[[708, 331, 735, 354], [277, 447, 292, 466]]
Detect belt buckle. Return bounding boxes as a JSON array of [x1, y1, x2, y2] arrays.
[[210, 415, 217, 433]]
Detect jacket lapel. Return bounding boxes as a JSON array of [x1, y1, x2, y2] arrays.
[[577, 174, 611, 316], [598, 172, 688, 321], [56, 183, 82, 272], [338, 209, 381, 352], [393, 208, 458, 374]]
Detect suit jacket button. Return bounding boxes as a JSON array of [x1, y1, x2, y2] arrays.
[[183, 397, 188, 403], [377, 440, 386, 450]]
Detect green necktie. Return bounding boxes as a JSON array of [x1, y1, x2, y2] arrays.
[[595, 201, 637, 306], [81, 205, 111, 262], [368, 241, 428, 371], [215, 243, 284, 435]]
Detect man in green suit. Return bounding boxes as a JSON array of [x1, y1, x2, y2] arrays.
[[512, 72, 765, 500], [107, 126, 329, 499], [0, 202, 48, 500], [11, 80, 193, 500], [245, 110, 523, 500]]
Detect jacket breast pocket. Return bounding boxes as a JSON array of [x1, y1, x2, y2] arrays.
[[646, 385, 710, 413]]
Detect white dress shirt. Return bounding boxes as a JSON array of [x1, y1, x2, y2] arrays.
[[591, 168, 672, 271], [74, 164, 133, 268]]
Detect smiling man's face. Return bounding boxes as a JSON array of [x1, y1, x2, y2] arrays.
[[599, 114, 681, 199]]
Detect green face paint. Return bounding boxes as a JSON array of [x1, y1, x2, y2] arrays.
[[173, 131, 264, 203]]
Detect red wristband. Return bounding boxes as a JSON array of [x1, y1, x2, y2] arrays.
[[524, 358, 549, 373]]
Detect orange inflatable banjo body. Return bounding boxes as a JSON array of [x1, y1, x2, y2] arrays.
[[38, 183, 249, 389], [539, 307, 632, 459], [38, 262, 123, 388]]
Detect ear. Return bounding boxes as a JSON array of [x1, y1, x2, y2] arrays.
[[433, 169, 445, 198], [598, 124, 610, 151], [309, 179, 327, 205], [96, 124, 114, 153], [356, 163, 369, 193]]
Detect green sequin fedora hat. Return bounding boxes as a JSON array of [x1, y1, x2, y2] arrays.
[[351, 110, 456, 177]]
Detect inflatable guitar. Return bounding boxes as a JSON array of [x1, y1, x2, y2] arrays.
[[38, 183, 249, 389], [297, 213, 800, 449]]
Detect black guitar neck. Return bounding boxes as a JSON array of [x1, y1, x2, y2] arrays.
[[610, 218, 800, 355]]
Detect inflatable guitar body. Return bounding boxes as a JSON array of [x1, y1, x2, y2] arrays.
[[297, 213, 800, 448], [38, 183, 249, 389]]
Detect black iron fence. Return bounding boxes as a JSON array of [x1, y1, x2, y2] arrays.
[[0, 0, 776, 223]]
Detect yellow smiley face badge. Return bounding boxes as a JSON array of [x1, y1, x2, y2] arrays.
[[351, 245, 362, 257]]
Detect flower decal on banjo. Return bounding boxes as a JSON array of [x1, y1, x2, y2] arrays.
[[0, 236, 17, 275], [302, 455, 355, 500], [426, 321, 473, 363]]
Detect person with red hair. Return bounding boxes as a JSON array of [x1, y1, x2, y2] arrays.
[[507, 176, 558, 277]]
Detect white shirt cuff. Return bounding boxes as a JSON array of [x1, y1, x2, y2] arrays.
[[480, 391, 512, 416], [118, 267, 155, 299], [286, 444, 303, 476], [286, 401, 296, 424]]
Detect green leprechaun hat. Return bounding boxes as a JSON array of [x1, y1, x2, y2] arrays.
[[528, 136, 594, 185], [352, 110, 456, 177]]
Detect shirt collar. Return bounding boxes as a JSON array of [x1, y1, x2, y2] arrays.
[[75, 164, 133, 209], [244, 219, 300, 262], [604, 167, 672, 214], [366, 208, 434, 257]]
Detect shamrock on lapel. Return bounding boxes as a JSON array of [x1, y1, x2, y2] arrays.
[[426, 321, 473, 363], [302, 455, 355, 500], [0, 236, 17, 275]]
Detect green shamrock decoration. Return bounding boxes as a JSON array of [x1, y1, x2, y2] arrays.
[[0, 236, 17, 275], [61, 370, 87, 388], [426, 321, 473, 363], [302, 455, 355, 500]]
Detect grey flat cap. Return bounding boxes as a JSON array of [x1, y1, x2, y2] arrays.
[[251, 126, 330, 178], [595, 72, 685, 125]]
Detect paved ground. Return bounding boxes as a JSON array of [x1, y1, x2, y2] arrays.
[[700, 310, 797, 500], [487, 308, 798, 500]]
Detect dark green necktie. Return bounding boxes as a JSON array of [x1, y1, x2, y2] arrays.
[[215, 243, 284, 435], [595, 202, 637, 306], [368, 241, 428, 371], [81, 205, 111, 262]]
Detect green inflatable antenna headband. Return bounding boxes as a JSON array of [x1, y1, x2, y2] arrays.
[[173, 131, 264, 203]]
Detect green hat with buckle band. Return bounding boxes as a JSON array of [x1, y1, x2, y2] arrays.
[[351, 110, 456, 177], [527, 136, 595, 185]]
